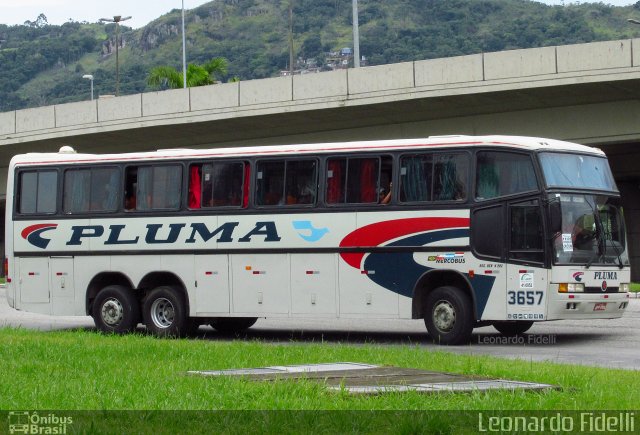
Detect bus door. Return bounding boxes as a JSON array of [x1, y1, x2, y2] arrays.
[[50, 256, 75, 315], [505, 199, 547, 321], [18, 257, 50, 304]]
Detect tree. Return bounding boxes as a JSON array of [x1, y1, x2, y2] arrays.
[[147, 57, 229, 89]]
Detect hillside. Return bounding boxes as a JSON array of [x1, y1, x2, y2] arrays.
[[1, 0, 640, 112]]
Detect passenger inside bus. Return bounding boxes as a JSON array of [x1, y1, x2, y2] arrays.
[[379, 182, 392, 204]]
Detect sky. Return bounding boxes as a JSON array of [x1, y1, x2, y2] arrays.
[[0, 0, 637, 29], [0, 0, 213, 29]]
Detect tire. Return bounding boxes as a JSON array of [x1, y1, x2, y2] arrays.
[[210, 317, 258, 334], [92, 285, 140, 334], [493, 321, 534, 337], [424, 286, 474, 345], [143, 286, 189, 338]]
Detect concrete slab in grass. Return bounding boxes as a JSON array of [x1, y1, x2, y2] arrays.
[[188, 363, 557, 395]]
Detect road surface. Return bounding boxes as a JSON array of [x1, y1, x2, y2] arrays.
[[1, 287, 638, 370]]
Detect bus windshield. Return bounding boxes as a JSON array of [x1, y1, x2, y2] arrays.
[[539, 152, 616, 191], [551, 194, 629, 266]]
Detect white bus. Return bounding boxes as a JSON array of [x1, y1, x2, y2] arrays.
[[4, 136, 631, 344]]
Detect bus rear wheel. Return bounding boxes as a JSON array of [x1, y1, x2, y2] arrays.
[[92, 285, 140, 334], [143, 286, 188, 338], [492, 321, 534, 337], [210, 317, 258, 334], [424, 286, 473, 345]]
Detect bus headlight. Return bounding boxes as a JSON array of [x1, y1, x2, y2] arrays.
[[558, 283, 584, 293], [619, 283, 630, 293]]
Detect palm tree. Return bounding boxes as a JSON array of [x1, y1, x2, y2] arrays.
[[147, 57, 229, 89]]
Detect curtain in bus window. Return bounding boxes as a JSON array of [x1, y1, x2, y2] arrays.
[[243, 163, 250, 208], [36, 171, 57, 213], [136, 167, 152, 210], [326, 159, 344, 204], [189, 166, 201, 209], [153, 166, 181, 209], [476, 152, 536, 200], [508, 157, 536, 194], [359, 159, 377, 203], [476, 155, 499, 200], [64, 170, 91, 213], [90, 168, 118, 211], [434, 155, 458, 201], [401, 155, 430, 202], [19, 172, 38, 214]]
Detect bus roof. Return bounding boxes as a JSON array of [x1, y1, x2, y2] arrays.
[[10, 135, 605, 166]]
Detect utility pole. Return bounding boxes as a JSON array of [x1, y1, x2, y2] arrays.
[[182, 0, 187, 89], [289, 0, 294, 75], [352, 0, 360, 68]]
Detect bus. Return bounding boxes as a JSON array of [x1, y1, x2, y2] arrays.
[[4, 135, 631, 345]]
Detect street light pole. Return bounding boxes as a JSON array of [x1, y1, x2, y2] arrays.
[[352, 0, 360, 68], [182, 0, 187, 89], [99, 15, 132, 96], [82, 74, 94, 100]]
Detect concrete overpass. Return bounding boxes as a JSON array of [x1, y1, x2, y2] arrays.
[[1, 38, 640, 278]]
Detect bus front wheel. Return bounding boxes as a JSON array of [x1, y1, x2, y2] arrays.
[[424, 286, 474, 345], [210, 317, 258, 334], [143, 286, 188, 338], [92, 285, 140, 334], [492, 321, 534, 337]]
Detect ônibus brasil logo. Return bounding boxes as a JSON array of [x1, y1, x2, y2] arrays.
[[572, 272, 584, 282], [21, 224, 58, 249]]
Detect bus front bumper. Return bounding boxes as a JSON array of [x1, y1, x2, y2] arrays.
[[547, 292, 629, 320]]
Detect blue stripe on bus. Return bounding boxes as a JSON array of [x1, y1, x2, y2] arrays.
[[362, 228, 495, 318]]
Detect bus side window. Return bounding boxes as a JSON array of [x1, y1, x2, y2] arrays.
[[200, 161, 246, 208], [126, 165, 182, 211], [326, 157, 381, 205], [17, 170, 58, 214], [433, 153, 468, 201], [256, 159, 317, 206], [476, 152, 537, 200], [285, 160, 317, 205], [400, 154, 432, 202], [509, 201, 544, 263], [63, 167, 119, 213], [256, 161, 285, 206]]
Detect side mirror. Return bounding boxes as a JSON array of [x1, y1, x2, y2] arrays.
[[549, 200, 562, 234]]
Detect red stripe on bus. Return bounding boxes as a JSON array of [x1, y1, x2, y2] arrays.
[[340, 217, 469, 269]]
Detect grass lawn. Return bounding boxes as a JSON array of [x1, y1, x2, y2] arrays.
[[0, 327, 637, 432]]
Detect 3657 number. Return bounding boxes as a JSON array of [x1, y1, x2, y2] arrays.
[[507, 290, 543, 305]]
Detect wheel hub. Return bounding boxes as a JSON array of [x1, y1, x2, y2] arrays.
[[150, 298, 175, 329], [433, 300, 456, 332], [101, 298, 124, 326]]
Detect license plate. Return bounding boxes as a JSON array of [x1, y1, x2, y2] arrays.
[[593, 303, 607, 311]]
